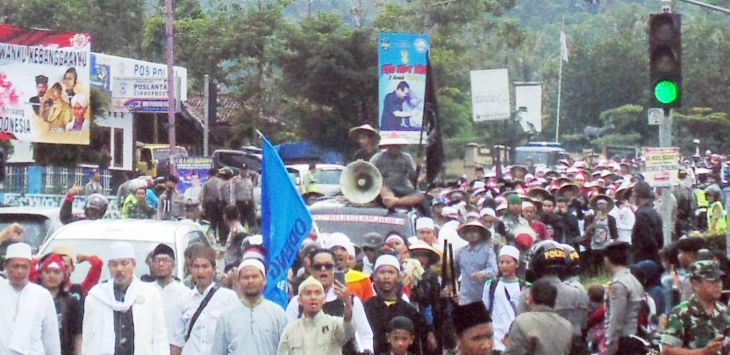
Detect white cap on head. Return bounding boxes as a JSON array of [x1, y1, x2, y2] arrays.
[[109, 241, 135, 261], [5, 243, 32, 260], [479, 208, 496, 218], [71, 93, 88, 107], [441, 206, 459, 219], [498, 245, 520, 261], [238, 258, 266, 276], [374, 254, 401, 272], [416, 217, 435, 231], [326, 232, 355, 257], [521, 201, 534, 210]]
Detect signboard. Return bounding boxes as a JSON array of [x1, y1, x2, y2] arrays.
[[470, 69, 510, 122], [112, 76, 181, 112], [90, 53, 187, 113], [642, 147, 680, 187], [515, 83, 542, 132], [648, 108, 664, 125], [378, 32, 430, 144], [175, 156, 212, 193], [0, 24, 91, 144]]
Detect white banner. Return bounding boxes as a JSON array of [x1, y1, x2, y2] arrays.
[[515, 83, 542, 133], [470, 69, 510, 122], [90, 53, 187, 113]]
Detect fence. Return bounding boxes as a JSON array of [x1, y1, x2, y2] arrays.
[[0, 193, 121, 219], [4, 164, 113, 196]]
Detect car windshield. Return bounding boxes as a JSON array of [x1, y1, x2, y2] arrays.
[[514, 150, 554, 166], [0, 215, 48, 252], [40, 239, 175, 283], [217, 152, 262, 171], [316, 169, 342, 184], [313, 214, 412, 246]]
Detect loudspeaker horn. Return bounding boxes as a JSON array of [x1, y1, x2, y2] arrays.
[[340, 160, 383, 204]]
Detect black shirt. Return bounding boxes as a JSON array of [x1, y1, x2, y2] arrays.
[[113, 283, 135, 355], [53, 290, 83, 355], [364, 295, 430, 354]]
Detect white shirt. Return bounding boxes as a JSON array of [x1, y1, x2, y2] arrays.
[[615, 206, 635, 243], [0, 278, 60, 355], [173, 283, 239, 355], [481, 278, 524, 352], [286, 286, 374, 353], [149, 279, 191, 345]]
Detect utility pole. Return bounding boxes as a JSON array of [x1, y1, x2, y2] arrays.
[[204, 74, 210, 156], [165, 0, 176, 174]]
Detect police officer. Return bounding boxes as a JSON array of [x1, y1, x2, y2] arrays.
[[661, 259, 730, 354], [517, 241, 589, 346], [560, 243, 585, 292], [60, 185, 108, 224], [603, 241, 644, 355]]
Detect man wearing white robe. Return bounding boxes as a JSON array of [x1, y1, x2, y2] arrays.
[[82, 241, 169, 355], [0, 242, 61, 355]]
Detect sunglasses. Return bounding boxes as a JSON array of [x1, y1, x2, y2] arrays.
[[312, 263, 335, 271]]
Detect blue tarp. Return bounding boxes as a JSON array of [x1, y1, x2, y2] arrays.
[[274, 141, 344, 164]]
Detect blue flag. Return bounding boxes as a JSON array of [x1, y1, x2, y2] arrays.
[[261, 135, 313, 308]]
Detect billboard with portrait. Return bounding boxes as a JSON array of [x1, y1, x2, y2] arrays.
[[378, 33, 430, 144], [0, 24, 91, 144]]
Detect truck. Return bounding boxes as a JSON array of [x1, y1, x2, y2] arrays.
[[136, 143, 189, 177], [512, 142, 570, 169]]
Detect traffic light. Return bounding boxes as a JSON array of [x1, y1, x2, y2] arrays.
[[648, 12, 682, 108]]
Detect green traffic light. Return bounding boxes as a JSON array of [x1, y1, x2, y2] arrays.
[[654, 80, 679, 105]]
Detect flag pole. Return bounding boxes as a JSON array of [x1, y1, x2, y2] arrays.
[[555, 54, 563, 143], [556, 18, 566, 143]]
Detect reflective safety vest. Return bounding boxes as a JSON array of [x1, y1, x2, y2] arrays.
[[707, 200, 727, 233], [695, 189, 709, 208]]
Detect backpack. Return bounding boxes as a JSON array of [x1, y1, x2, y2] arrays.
[[486, 277, 527, 316]]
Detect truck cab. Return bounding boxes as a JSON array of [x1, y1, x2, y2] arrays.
[[513, 142, 569, 169], [136, 143, 188, 177]]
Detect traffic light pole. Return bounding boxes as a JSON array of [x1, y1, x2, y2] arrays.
[[677, 0, 730, 14], [659, 109, 673, 248], [658, 0, 674, 248]]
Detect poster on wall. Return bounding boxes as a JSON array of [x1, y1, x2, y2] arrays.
[[378, 32, 430, 144], [0, 24, 92, 144]]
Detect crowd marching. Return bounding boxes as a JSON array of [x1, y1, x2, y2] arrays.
[[2, 124, 730, 355]]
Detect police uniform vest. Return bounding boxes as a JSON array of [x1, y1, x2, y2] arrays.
[[694, 189, 709, 208], [707, 200, 727, 233], [608, 270, 644, 337], [300, 297, 358, 355]]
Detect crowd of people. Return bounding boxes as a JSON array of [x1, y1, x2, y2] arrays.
[[3, 124, 730, 355]]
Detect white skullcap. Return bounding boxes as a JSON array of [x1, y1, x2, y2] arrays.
[[374, 254, 401, 272], [71, 93, 88, 107], [479, 208, 496, 218], [239, 258, 266, 276], [416, 217, 435, 231], [109, 241, 135, 261], [466, 211, 480, 220], [5, 243, 31, 260], [441, 206, 459, 219], [473, 181, 486, 189], [499, 245, 520, 261], [326, 232, 355, 257], [298, 276, 324, 294], [521, 201, 535, 209]]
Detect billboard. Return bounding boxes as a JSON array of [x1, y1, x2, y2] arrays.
[[0, 24, 91, 144], [90, 53, 187, 113], [470, 69, 510, 122], [515, 83, 542, 133], [175, 156, 212, 193], [378, 33, 430, 144]]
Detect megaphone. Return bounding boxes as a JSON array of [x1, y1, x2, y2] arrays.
[[340, 160, 383, 204]]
